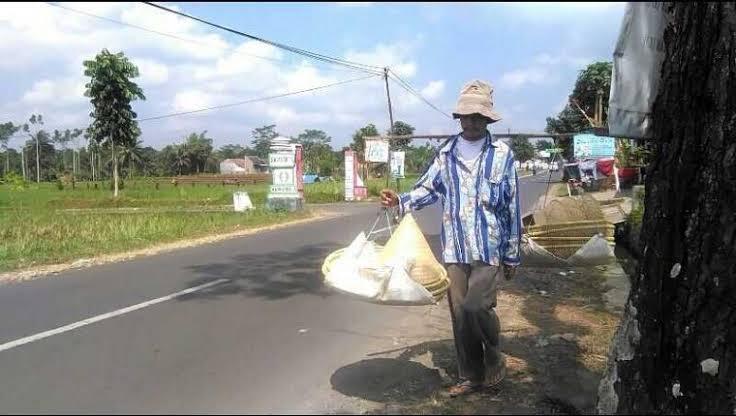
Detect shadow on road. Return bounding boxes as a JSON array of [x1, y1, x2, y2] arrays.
[[178, 242, 342, 302], [330, 357, 444, 403]]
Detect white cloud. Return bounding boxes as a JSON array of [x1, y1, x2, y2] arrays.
[[21, 78, 87, 106], [133, 58, 170, 86], [421, 80, 445, 99], [499, 68, 550, 90], [344, 42, 417, 77], [172, 90, 217, 112], [1, 2, 435, 149], [534, 52, 593, 69]]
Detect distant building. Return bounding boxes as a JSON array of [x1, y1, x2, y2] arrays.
[[219, 157, 269, 175]]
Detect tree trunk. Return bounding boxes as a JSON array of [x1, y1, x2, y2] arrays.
[[112, 139, 119, 197], [21, 147, 26, 180], [598, 2, 736, 414], [35, 134, 40, 183]]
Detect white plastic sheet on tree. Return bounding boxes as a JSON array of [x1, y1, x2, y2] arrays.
[[323, 232, 435, 306], [608, 2, 668, 139], [520, 234, 616, 267]]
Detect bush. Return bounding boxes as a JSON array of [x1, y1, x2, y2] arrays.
[[2, 172, 28, 191]]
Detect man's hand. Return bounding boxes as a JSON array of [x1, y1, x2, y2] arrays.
[[380, 189, 399, 208], [503, 264, 517, 280]]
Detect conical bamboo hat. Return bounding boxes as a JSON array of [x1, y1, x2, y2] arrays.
[[380, 213, 445, 286]]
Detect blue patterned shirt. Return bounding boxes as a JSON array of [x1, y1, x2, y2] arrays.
[[398, 132, 522, 266]]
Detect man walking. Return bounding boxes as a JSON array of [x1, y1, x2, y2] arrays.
[[380, 80, 521, 397]]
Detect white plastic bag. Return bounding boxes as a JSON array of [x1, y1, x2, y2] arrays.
[[324, 233, 390, 300], [376, 256, 435, 306], [323, 233, 436, 306], [608, 2, 668, 139], [520, 234, 616, 267]]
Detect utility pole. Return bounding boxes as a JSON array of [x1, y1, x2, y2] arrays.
[[383, 67, 395, 190]]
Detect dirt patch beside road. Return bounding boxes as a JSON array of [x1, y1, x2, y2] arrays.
[[329, 262, 629, 415]]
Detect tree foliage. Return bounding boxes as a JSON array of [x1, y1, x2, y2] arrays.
[[83, 49, 145, 196]]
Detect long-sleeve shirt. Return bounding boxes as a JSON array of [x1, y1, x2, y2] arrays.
[[398, 132, 522, 266]]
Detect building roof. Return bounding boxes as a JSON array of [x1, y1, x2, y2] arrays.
[[221, 159, 249, 169]]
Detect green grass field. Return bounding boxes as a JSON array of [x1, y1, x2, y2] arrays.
[[0, 176, 420, 272]]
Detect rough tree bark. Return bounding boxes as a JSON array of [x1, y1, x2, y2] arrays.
[[598, 2, 736, 414]]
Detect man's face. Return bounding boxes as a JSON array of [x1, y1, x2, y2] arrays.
[[459, 114, 490, 140]]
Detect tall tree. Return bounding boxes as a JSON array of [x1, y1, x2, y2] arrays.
[[405, 142, 435, 174], [172, 144, 191, 176], [184, 131, 213, 174], [70, 128, 84, 177], [388, 120, 415, 150], [0, 122, 19, 175], [251, 124, 278, 160], [545, 61, 613, 160], [509, 136, 536, 163], [83, 49, 145, 197], [597, 3, 736, 414], [215, 144, 247, 161], [22, 114, 44, 183], [535, 139, 554, 152], [119, 138, 144, 179], [22, 132, 56, 182], [294, 129, 333, 174]]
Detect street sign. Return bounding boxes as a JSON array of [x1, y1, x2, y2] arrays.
[[269, 153, 295, 168], [390, 151, 405, 179], [270, 185, 297, 195], [574, 134, 615, 158], [365, 139, 390, 163]]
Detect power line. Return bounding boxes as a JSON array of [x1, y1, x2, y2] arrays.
[[387, 69, 452, 119], [44, 2, 380, 77], [139, 73, 380, 122], [142, 2, 384, 75]]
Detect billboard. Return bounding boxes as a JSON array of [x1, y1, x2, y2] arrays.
[[573, 134, 616, 159]]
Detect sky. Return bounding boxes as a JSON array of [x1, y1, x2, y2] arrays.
[[0, 2, 626, 150]]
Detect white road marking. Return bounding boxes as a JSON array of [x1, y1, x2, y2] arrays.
[[0, 278, 229, 353]]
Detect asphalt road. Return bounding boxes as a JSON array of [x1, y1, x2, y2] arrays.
[[0, 171, 559, 414]]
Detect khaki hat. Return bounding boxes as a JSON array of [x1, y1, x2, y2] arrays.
[[452, 79, 502, 123]]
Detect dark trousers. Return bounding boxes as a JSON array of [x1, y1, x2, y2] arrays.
[[446, 262, 502, 383]]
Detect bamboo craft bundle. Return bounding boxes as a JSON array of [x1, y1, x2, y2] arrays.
[[321, 213, 449, 302]]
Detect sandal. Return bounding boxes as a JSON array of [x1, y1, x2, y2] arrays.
[[447, 380, 483, 398], [484, 355, 507, 388]]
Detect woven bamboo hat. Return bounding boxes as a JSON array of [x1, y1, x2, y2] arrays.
[[379, 213, 446, 286]]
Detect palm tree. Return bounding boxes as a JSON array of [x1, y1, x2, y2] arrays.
[[119, 138, 144, 179], [172, 145, 191, 176]]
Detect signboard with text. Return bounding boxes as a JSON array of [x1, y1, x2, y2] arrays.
[[574, 134, 615, 159], [269, 153, 295, 168], [390, 151, 405, 179], [365, 139, 390, 163]]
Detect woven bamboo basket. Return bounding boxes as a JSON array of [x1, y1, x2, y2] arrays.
[[531, 236, 615, 245], [539, 242, 616, 259], [527, 220, 615, 239]]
